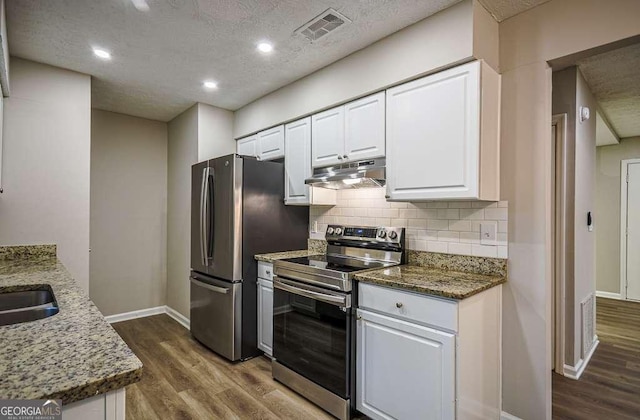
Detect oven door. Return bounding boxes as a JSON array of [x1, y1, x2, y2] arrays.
[[273, 275, 352, 399]]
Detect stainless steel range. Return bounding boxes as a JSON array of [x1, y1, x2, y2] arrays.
[[272, 225, 405, 420]]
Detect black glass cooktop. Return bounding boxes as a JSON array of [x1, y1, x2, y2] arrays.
[[280, 255, 390, 273]]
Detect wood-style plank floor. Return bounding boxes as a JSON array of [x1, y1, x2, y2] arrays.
[[553, 297, 640, 419], [113, 314, 334, 420]]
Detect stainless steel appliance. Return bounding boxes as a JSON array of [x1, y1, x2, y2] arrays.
[[191, 154, 308, 362], [272, 225, 405, 419], [305, 157, 386, 190]]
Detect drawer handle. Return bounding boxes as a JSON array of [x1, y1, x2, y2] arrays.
[[396, 302, 403, 308]]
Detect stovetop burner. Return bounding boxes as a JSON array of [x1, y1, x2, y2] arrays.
[[281, 255, 393, 273], [274, 225, 405, 292]]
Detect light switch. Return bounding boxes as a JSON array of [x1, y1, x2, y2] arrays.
[[480, 222, 498, 246]]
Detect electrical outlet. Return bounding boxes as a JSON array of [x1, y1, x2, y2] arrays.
[[480, 222, 498, 246]]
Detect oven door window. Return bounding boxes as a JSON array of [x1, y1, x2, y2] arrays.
[[273, 282, 351, 398]]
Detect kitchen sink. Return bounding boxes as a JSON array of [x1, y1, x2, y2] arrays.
[[0, 288, 59, 326]]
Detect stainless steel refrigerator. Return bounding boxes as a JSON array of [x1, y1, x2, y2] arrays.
[[190, 154, 309, 361]]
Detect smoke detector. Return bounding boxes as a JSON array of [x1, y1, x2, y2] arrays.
[[295, 9, 351, 42]]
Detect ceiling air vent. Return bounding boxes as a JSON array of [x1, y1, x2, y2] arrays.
[[295, 8, 351, 42]]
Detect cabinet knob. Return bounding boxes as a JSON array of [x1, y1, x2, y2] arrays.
[[343, 155, 348, 159], [266, 270, 271, 275], [357, 315, 362, 320], [337, 156, 343, 160], [396, 302, 403, 308]]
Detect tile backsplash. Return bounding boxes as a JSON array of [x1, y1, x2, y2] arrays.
[[309, 187, 508, 258]]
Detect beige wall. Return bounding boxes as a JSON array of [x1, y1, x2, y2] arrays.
[[551, 67, 598, 366], [197, 103, 234, 161], [233, 0, 498, 138], [89, 110, 168, 316], [596, 137, 640, 294], [499, 0, 640, 418], [166, 105, 198, 318], [0, 58, 91, 290]]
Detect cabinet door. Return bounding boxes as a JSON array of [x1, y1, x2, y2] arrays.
[[237, 135, 258, 157], [258, 125, 285, 161], [357, 309, 455, 420], [312, 106, 345, 168], [344, 92, 385, 162], [257, 278, 274, 356], [386, 61, 480, 200], [284, 117, 312, 205]]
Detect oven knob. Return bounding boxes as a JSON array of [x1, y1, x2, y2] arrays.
[[377, 230, 386, 239], [388, 231, 398, 240], [335, 227, 343, 235], [327, 227, 334, 235]]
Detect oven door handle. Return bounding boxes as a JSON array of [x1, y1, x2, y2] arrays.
[[273, 276, 350, 308]]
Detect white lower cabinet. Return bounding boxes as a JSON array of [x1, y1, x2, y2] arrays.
[[357, 282, 502, 420], [357, 309, 455, 420], [63, 388, 125, 420], [257, 262, 274, 356]]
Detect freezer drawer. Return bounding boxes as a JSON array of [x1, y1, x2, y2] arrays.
[[190, 273, 242, 361]]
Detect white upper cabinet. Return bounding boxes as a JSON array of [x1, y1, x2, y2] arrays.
[[312, 92, 386, 168], [285, 118, 312, 205], [344, 92, 385, 162], [285, 117, 337, 206], [386, 61, 500, 201], [312, 106, 345, 167], [258, 125, 285, 161], [236, 135, 258, 157]]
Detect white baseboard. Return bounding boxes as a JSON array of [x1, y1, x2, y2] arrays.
[[563, 338, 599, 380], [165, 305, 190, 330], [106, 305, 190, 330], [501, 411, 522, 420], [596, 291, 622, 300], [104, 306, 165, 324]]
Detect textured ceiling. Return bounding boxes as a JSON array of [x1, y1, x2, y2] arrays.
[[578, 43, 640, 139], [478, 0, 551, 22], [6, 0, 462, 122]]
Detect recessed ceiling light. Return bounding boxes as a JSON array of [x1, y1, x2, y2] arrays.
[[203, 81, 218, 89], [93, 48, 111, 60], [257, 42, 274, 53], [130, 0, 150, 12]]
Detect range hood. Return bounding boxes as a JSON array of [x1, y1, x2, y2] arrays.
[[305, 158, 385, 190]]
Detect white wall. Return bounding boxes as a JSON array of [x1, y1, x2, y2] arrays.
[[90, 110, 168, 316], [197, 103, 234, 161], [311, 188, 508, 257], [233, 0, 498, 138], [166, 104, 198, 318], [0, 58, 91, 290], [499, 1, 640, 418], [596, 137, 640, 295]]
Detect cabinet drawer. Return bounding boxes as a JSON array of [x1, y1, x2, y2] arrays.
[[258, 261, 274, 280], [358, 283, 457, 332]]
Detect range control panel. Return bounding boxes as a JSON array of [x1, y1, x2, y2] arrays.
[[326, 225, 404, 244]]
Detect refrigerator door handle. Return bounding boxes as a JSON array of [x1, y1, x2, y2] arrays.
[[208, 167, 215, 264], [200, 166, 210, 266], [190, 276, 229, 294]]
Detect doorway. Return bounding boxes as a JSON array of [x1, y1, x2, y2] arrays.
[[621, 159, 640, 301]]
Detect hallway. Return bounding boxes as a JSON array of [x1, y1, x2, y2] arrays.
[[553, 297, 640, 418]]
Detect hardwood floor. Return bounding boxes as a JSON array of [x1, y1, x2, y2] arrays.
[[553, 297, 640, 419], [112, 314, 334, 420]]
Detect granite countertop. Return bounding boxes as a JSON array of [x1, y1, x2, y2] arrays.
[[254, 249, 320, 263], [0, 246, 143, 404], [355, 265, 506, 300]]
